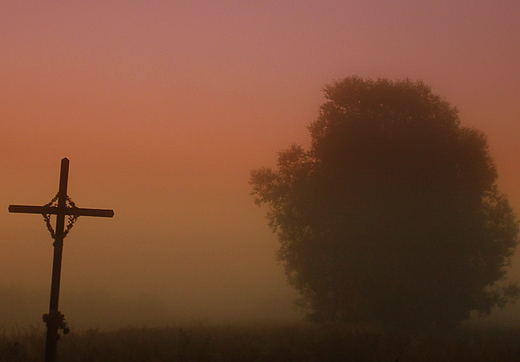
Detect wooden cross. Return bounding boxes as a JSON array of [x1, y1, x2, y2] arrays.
[[8, 158, 114, 362]]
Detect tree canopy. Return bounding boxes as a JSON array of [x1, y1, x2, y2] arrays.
[[250, 76, 519, 330]]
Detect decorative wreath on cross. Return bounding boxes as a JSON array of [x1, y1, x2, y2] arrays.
[[41, 193, 79, 240]]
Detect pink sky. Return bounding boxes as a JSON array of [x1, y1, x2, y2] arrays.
[[1, 1, 519, 327]]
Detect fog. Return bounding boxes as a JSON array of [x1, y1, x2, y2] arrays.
[[1, 158, 303, 328], [1, 2, 520, 331]]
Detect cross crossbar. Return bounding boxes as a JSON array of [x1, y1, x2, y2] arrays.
[[8, 205, 114, 217]]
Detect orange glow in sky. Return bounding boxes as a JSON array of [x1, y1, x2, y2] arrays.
[[1, 1, 519, 327]]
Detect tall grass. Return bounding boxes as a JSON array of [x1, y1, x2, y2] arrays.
[[2, 323, 520, 361]]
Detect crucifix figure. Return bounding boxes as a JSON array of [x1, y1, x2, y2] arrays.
[[8, 158, 114, 362]]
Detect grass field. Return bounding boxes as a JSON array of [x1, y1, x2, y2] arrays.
[[2, 323, 520, 361]]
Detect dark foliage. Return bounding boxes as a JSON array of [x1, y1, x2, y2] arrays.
[[250, 76, 519, 330], [5, 324, 520, 361]]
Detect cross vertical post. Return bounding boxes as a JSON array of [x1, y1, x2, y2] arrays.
[[45, 157, 69, 362], [8, 158, 114, 362]]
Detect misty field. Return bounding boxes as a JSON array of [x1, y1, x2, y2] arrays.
[[2, 323, 520, 362]]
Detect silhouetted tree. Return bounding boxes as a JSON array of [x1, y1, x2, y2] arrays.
[[250, 76, 519, 330]]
